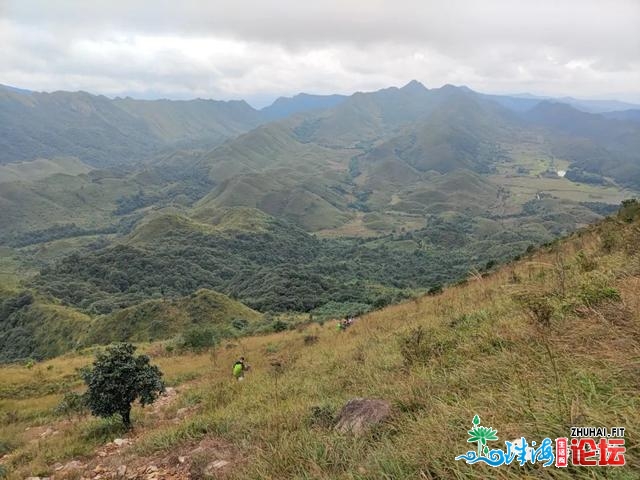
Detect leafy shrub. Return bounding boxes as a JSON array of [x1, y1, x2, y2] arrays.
[[427, 284, 443, 296], [600, 229, 618, 253], [81, 343, 165, 428], [180, 326, 218, 353], [1, 291, 34, 314], [55, 391, 88, 417], [579, 283, 621, 307], [272, 320, 288, 332], [0, 439, 16, 456], [618, 198, 640, 222], [575, 252, 597, 272], [232, 318, 249, 331], [515, 294, 554, 328]]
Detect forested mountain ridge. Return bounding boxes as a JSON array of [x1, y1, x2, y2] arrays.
[[0, 85, 265, 166], [1, 81, 639, 365]]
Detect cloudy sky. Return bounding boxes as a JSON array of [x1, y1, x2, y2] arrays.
[[1, 0, 639, 107]]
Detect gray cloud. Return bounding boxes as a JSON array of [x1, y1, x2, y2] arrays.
[[1, 0, 639, 105]]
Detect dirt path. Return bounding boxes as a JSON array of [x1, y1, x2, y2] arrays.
[[21, 386, 242, 480]]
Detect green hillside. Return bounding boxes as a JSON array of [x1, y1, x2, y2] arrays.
[[0, 290, 92, 362], [0, 86, 264, 167], [0, 171, 144, 243], [3, 82, 637, 245], [525, 101, 640, 188], [2, 82, 640, 369], [0, 157, 92, 183], [360, 90, 515, 174], [112, 97, 263, 146], [195, 171, 353, 231], [186, 82, 638, 237], [1, 201, 638, 479], [84, 289, 262, 345], [196, 121, 355, 181], [0, 286, 261, 363], [27, 199, 588, 328]]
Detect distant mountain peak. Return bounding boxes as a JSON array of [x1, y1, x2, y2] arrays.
[[401, 80, 428, 92]]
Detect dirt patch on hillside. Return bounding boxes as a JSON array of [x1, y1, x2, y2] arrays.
[[45, 384, 243, 480], [55, 436, 241, 480]]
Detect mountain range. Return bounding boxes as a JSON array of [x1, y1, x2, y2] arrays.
[[1, 80, 639, 361]]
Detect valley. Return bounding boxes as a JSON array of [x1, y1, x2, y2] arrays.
[[1, 201, 638, 478], [1, 81, 639, 364]]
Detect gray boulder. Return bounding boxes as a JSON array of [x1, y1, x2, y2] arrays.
[[334, 398, 391, 435]]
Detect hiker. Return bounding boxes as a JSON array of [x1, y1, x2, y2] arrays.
[[233, 357, 247, 381], [337, 318, 346, 331]]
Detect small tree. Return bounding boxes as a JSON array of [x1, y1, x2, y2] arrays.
[[180, 326, 218, 353], [81, 343, 164, 428]]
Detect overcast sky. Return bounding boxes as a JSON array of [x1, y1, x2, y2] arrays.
[[1, 0, 639, 107]]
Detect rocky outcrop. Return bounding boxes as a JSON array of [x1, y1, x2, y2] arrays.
[[334, 398, 391, 435]]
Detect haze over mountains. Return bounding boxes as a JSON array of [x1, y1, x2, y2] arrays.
[[1, 79, 639, 361]]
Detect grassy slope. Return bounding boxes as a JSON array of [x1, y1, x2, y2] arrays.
[[84, 289, 262, 345], [1, 206, 639, 478], [0, 171, 144, 238], [0, 157, 91, 183], [0, 87, 264, 167], [111, 97, 263, 145], [0, 287, 262, 363]]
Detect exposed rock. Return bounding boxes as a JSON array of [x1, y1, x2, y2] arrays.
[[175, 407, 190, 418], [204, 459, 230, 475], [63, 460, 85, 470], [334, 398, 392, 435], [113, 438, 130, 447], [117, 464, 127, 476], [178, 456, 186, 464]]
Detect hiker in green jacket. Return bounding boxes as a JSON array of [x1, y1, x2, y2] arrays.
[[233, 357, 247, 381]]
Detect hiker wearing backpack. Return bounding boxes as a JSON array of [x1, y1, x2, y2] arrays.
[[233, 357, 247, 381]]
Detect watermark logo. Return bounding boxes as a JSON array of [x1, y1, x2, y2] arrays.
[[455, 415, 625, 468]]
